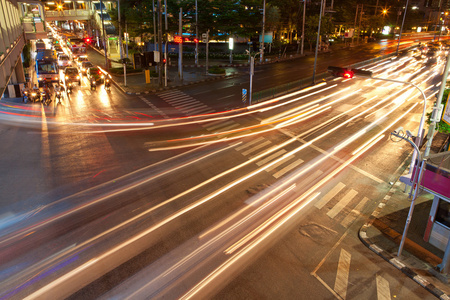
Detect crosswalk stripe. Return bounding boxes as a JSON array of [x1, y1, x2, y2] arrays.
[[160, 94, 188, 100], [241, 140, 272, 156], [205, 120, 234, 131], [235, 137, 265, 151], [265, 155, 294, 172], [340, 197, 370, 228], [158, 90, 180, 96], [169, 98, 197, 105], [218, 123, 240, 132], [85, 90, 91, 96], [273, 159, 304, 179], [334, 248, 351, 299], [315, 182, 346, 209], [182, 103, 206, 110], [184, 106, 208, 114], [202, 119, 224, 128], [256, 150, 287, 166], [327, 189, 358, 219], [376, 274, 391, 300]]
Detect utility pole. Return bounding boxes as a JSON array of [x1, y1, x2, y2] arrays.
[[157, 0, 163, 87], [301, 0, 306, 56], [312, 0, 325, 84], [118, 0, 126, 86], [153, 0, 157, 52], [100, 0, 108, 69], [396, 0, 409, 56], [179, 8, 183, 80], [260, 0, 266, 63], [352, 4, 359, 46], [195, 0, 199, 66]]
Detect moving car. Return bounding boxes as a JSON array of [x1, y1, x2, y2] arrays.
[[80, 61, 94, 76], [57, 54, 71, 68], [64, 67, 81, 85], [86, 67, 104, 83], [76, 55, 89, 68]]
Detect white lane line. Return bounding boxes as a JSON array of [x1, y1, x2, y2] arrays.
[[327, 189, 358, 219], [340, 197, 370, 228], [315, 182, 346, 210], [205, 120, 235, 131], [241, 140, 272, 156], [334, 248, 351, 300], [255, 150, 287, 166], [273, 159, 304, 179], [234, 137, 265, 151], [265, 154, 294, 172], [376, 274, 391, 300]]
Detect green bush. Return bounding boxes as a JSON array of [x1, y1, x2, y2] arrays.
[[208, 66, 225, 74], [427, 89, 450, 134]]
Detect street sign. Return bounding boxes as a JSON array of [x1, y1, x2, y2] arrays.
[[442, 93, 450, 125], [202, 33, 207, 43], [242, 88, 247, 104]]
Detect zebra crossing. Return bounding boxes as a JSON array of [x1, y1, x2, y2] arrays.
[[231, 136, 372, 228], [157, 90, 215, 115]]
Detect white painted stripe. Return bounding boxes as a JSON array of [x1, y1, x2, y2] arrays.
[[273, 159, 304, 179], [216, 123, 240, 132], [340, 197, 370, 228], [202, 119, 224, 127], [169, 98, 197, 105], [327, 189, 358, 219], [241, 140, 272, 156], [161, 95, 192, 102], [376, 274, 391, 300], [315, 182, 346, 209], [182, 103, 207, 111], [265, 155, 294, 172], [84, 90, 91, 96], [206, 120, 235, 131], [235, 137, 264, 151], [256, 150, 287, 166], [157, 90, 180, 96], [186, 106, 211, 113], [334, 248, 351, 300]]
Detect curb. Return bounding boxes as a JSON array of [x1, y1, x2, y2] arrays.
[[359, 176, 450, 299]]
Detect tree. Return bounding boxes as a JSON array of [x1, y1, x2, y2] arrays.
[[304, 14, 334, 51]]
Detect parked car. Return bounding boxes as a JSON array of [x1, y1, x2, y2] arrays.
[[80, 61, 94, 76], [64, 67, 81, 85], [86, 67, 104, 83], [57, 54, 71, 68]]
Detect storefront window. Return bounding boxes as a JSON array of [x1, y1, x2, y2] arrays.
[[436, 199, 450, 228]]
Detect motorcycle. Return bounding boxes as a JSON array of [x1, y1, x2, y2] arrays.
[[29, 91, 40, 102], [67, 82, 73, 95], [22, 89, 29, 103], [90, 78, 97, 90], [104, 78, 111, 91], [55, 90, 62, 104]]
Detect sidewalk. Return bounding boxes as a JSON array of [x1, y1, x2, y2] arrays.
[[360, 158, 450, 298]]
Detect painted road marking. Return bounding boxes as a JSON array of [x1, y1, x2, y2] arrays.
[[340, 196, 370, 228], [376, 274, 391, 300], [273, 159, 304, 179], [265, 155, 294, 172], [206, 120, 235, 131], [327, 189, 358, 219], [255, 150, 286, 166], [334, 248, 351, 299], [315, 182, 346, 209], [241, 140, 272, 156], [235, 137, 265, 151]]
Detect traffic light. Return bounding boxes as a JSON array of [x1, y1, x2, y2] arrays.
[[162, 58, 167, 64], [85, 38, 90, 43]]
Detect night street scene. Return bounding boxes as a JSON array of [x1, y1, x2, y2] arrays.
[[2, 0, 450, 299]]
